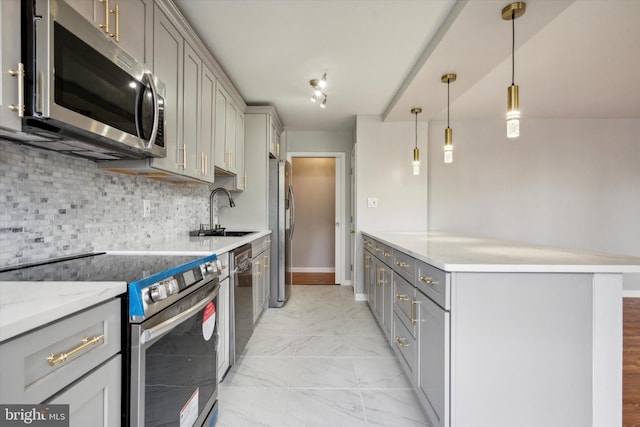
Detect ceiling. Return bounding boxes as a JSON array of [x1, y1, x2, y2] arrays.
[[174, 0, 640, 131]]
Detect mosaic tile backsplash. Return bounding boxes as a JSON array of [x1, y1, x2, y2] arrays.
[[0, 140, 212, 268]]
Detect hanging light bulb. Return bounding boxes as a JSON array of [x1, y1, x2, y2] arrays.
[[411, 108, 422, 175], [318, 73, 327, 89], [441, 73, 456, 164], [310, 94, 317, 103], [502, 2, 526, 138], [320, 95, 327, 109]]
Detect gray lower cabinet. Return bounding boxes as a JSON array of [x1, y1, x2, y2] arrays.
[[48, 355, 121, 427], [0, 299, 122, 426], [416, 288, 449, 427]]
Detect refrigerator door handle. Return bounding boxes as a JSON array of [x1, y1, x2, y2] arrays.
[[288, 184, 296, 239]]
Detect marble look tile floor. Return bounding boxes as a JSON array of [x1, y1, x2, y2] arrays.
[[217, 285, 431, 427]]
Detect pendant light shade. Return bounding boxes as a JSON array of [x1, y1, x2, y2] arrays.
[[441, 73, 456, 164], [411, 108, 422, 175], [502, 2, 526, 138]]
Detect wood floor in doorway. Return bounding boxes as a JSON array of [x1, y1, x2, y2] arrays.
[[292, 272, 336, 285]]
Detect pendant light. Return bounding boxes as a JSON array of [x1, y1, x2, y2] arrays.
[[441, 73, 456, 164], [411, 108, 422, 175], [502, 2, 526, 138]]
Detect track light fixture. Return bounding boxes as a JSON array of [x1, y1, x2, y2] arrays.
[[411, 108, 422, 175], [441, 73, 456, 164], [502, 2, 526, 138], [310, 73, 328, 108]]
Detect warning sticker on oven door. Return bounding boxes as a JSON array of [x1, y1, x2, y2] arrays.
[[180, 388, 198, 427], [202, 302, 216, 341]]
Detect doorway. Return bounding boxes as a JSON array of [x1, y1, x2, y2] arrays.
[[288, 153, 346, 286]]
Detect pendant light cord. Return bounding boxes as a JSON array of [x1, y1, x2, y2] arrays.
[[414, 112, 418, 149], [511, 11, 515, 85], [447, 80, 450, 128]]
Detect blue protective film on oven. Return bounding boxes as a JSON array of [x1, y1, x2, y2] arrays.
[[128, 253, 218, 317]]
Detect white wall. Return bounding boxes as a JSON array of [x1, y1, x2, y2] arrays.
[[428, 118, 640, 286], [353, 115, 429, 294], [355, 115, 429, 232]]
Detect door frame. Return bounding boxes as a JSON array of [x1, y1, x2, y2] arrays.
[[287, 152, 347, 287]]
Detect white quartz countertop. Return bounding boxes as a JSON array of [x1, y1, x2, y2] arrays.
[[364, 231, 640, 273], [0, 281, 125, 342], [0, 231, 270, 342]]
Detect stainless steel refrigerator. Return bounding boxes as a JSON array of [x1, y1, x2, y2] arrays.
[[269, 159, 294, 307]]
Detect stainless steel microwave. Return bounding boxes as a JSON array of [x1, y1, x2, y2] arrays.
[[20, 0, 166, 160]]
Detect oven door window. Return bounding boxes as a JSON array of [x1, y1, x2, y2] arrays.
[[142, 294, 218, 426]]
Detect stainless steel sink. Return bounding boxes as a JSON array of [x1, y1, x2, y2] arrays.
[[189, 229, 256, 237]]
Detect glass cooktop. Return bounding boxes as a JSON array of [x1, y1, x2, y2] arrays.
[[0, 253, 206, 283]]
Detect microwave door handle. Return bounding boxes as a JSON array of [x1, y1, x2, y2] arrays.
[[139, 72, 160, 150], [140, 287, 218, 344]]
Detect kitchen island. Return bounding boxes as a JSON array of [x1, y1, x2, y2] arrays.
[[362, 231, 640, 427]]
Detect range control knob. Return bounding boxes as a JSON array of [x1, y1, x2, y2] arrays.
[[148, 284, 168, 302], [163, 279, 179, 296], [204, 262, 218, 274]]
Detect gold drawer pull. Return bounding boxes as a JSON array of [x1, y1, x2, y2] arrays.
[[396, 293, 409, 302], [420, 276, 438, 287], [396, 261, 409, 268], [383, 252, 392, 258], [395, 336, 409, 348], [374, 247, 382, 252], [47, 335, 104, 366], [411, 298, 421, 324]]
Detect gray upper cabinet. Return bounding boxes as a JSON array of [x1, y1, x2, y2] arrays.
[[97, 0, 245, 184], [0, 0, 22, 132], [65, 0, 152, 64]]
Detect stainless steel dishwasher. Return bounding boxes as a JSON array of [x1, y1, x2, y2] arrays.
[[230, 244, 253, 364]]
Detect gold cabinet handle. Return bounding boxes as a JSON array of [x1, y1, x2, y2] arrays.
[[396, 261, 409, 268], [383, 251, 392, 258], [243, 174, 247, 189], [411, 298, 421, 324], [419, 276, 438, 287], [179, 144, 186, 168], [377, 267, 385, 286], [396, 293, 409, 302], [374, 247, 382, 253], [47, 335, 104, 366], [8, 63, 25, 118], [200, 152, 206, 175], [110, 3, 120, 42], [395, 336, 409, 349], [99, 0, 110, 34]]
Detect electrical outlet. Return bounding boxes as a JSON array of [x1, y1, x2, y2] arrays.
[[367, 197, 378, 208], [143, 199, 151, 218]]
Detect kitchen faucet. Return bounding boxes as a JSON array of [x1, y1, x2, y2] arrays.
[[210, 188, 236, 230]]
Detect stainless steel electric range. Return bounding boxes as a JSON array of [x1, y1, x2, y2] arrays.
[[0, 252, 223, 427]]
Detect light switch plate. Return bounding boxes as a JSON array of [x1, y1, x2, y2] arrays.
[[367, 197, 378, 208]]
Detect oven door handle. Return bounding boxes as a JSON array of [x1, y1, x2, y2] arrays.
[[140, 288, 217, 344]]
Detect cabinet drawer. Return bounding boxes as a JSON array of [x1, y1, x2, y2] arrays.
[[363, 236, 375, 252], [394, 250, 416, 284], [393, 313, 417, 386], [416, 260, 449, 309], [393, 274, 417, 338], [0, 299, 121, 403], [375, 241, 394, 267]]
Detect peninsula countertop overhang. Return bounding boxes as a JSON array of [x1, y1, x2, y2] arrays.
[[363, 231, 640, 274]]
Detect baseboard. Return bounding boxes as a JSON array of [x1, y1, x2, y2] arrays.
[[355, 293, 368, 302]]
